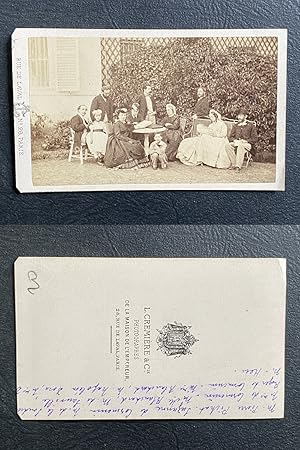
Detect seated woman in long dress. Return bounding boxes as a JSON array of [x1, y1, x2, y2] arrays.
[[104, 108, 149, 169], [161, 103, 183, 161], [86, 109, 108, 164], [176, 109, 231, 169]]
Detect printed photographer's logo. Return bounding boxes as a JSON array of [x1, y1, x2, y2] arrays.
[[14, 102, 30, 118], [156, 322, 198, 357]]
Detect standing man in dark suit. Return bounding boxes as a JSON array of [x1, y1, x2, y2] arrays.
[[137, 83, 157, 123], [90, 85, 114, 128], [225, 108, 258, 171], [192, 87, 210, 119]]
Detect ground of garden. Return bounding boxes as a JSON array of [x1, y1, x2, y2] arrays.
[[32, 159, 276, 187]]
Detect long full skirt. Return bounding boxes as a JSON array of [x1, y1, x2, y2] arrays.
[[176, 135, 230, 168], [86, 131, 107, 157], [163, 129, 182, 162], [104, 136, 149, 169]]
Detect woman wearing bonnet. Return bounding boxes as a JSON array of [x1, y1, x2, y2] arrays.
[[177, 109, 231, 168], [161, 103, 183, 161]]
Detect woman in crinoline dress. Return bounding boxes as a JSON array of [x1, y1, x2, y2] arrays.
[[176, 109, 231, 168], [86, 109, 108, 164], [161, 103, 183, 161], [104, 108, 149, 169]]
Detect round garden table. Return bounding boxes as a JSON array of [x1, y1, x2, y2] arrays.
[[133, 127, 166, 155]]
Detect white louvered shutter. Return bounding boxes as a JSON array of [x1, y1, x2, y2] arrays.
[[55, 38, 80, 92]]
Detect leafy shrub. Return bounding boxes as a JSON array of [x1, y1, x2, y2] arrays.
[[31, 112, 52, 139], [110, 38, 277, 154], [255, 145, 276, 163], [41, 120, 71, 152], [31, 114, 71, 159]]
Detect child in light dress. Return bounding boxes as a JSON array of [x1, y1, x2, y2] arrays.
[[86, 109, 108, 164], [149, 133, 168, 169]]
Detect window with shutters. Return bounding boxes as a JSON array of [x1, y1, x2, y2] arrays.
[[28, 37, 49, 88], [55, 38, 80, 92]]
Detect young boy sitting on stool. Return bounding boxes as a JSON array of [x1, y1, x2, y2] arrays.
[[149, 133, 168, 170]]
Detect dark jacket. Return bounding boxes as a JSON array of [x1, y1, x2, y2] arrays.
[[194, 97, 210, 117], [137, 94, 156, 121], [70, 114, 89, 149], [127, 112, 139, 125], [90, 94, 114, 122], [229, 122, 258, 147]]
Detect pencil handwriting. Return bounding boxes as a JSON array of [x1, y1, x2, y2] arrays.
[[27, 271, 40, 295]]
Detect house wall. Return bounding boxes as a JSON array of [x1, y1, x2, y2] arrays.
[[30, 37, 102, 121]]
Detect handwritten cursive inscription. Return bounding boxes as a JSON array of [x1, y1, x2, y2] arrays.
[[16, 367, 283, 420], [27, 271, 40, 295]]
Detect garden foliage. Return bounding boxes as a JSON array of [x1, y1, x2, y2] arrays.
[[31, 38, 277, 160], [31, 112, 70, 159], [110, 38, 277, 154]]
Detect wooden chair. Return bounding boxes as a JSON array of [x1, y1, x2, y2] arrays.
[[243, 148, 254, 168], [229, 119, 256, 168], [179, 117, 187, 136], [68, 128, 95, 165], [190, 116, 236, 138], [182, 119, 194, 139]]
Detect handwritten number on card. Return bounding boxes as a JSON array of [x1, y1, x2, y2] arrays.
[[27, 271, 40, 295]]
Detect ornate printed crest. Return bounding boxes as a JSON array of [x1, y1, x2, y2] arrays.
[[156, 322, 198, 357], [14, 102, 30, 118]]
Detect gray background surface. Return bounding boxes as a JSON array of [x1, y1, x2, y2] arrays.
[[0, 225, 299, 449], [1, 0, 300, 447]]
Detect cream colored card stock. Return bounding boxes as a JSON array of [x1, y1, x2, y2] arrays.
[[15, 257, 286, 420]]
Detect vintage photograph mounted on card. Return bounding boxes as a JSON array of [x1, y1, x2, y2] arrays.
[[15, 257, 286, 420], [12, 29, 287, 192]]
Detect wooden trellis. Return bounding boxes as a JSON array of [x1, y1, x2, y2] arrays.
[[209, 36, 278, 58], [100, 36, 278, 83]]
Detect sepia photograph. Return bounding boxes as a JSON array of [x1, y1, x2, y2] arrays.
[[12, 28, 287, 191]]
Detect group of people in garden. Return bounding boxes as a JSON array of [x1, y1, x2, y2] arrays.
[[70, 83, 258, 172]]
